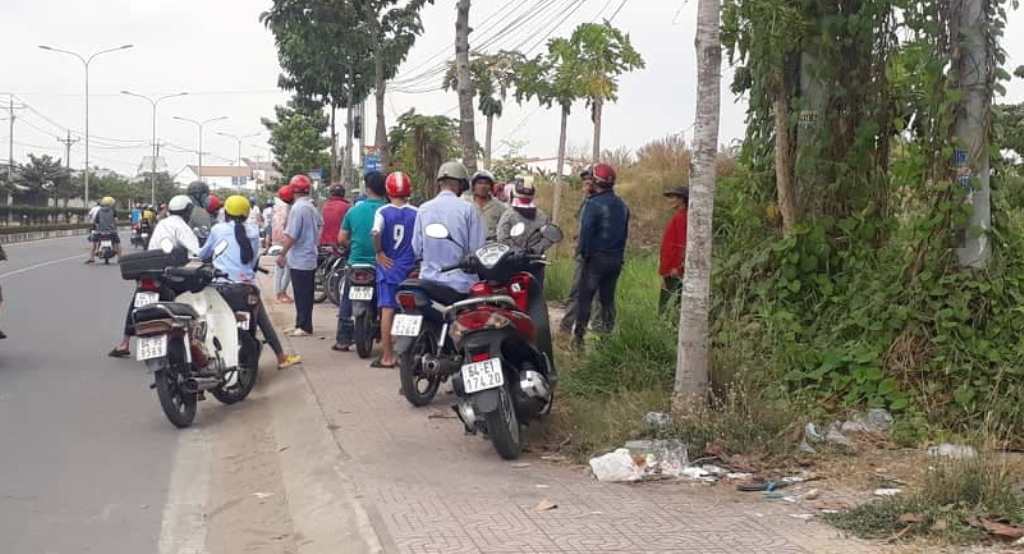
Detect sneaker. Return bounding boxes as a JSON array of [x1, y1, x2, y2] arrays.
[[288, 328, 311, 337]]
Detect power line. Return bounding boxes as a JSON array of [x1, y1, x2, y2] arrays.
[[608, 0, 628, 22]]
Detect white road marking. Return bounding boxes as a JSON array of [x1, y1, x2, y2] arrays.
[[158, 427, 211, 554], [0, 253, 88, 280]]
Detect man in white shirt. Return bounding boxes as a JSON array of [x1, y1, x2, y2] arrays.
[[109, 195, 199, 357]]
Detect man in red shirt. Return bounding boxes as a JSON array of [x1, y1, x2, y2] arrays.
[[320, 184, 351, 246], [658, 186, 689, 314]]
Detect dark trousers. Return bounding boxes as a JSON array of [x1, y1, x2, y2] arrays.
[[335, 274, 354, 345], [290, 268, 316, 333], [659, 277, 683, 315], [574, 253, 622, 339], [561, 256, 609, 333], [256, 297, 284, 356]]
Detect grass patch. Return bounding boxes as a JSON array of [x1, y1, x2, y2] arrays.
[[825, 456, 1024, 544], [543, 255, 574, 303]]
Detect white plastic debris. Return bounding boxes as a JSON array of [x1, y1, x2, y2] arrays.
[[624, 439, 689, 478], [701, 464, 726, 475], [789, 514, 815, 521], [840, 409, 894, 434], [643, 411, 673, 429], [804, 422, 825, 443], [873, 488, 902, 497], [927, 443, 978, 460], [590, 449, 643, 482], [725, 472, 753, 480], [825, 422, 854, 447]]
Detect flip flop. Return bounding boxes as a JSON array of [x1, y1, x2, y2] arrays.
[[331, 343, 352, 352], [108, 348, 130, 358], [277, 354, 302, 370], [370, 357, 397, 369]]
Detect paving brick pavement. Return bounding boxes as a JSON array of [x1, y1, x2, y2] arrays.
[[263, 283, 881, 554]]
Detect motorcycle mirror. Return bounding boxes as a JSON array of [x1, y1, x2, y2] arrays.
[[540, 224, 564, 244], [424, 223, 450, 240], [159, 237, 175, 254], [509, 222, 526, 238], [213, 240, 229, 258]]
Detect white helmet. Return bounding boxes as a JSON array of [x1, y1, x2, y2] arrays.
[[471, 169, 496, 185], [168, 195, 193, 216]]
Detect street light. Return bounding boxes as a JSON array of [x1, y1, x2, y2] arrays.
[[216, 131, 262, 166], [121, 90, 188, 205], [173, 115, 228, 182], [38, 43, 133, 206]]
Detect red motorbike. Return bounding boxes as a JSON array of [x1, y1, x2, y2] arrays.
[[406, 222, 562, 459]]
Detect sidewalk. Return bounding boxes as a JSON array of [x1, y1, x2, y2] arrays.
[[262, 284, 879, 554]]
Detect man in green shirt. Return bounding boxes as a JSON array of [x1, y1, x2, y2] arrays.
[[334, 172, 388, 351]]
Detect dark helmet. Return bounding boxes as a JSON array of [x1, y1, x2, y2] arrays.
[[329, 184, 346, 198], [187, 181, 210, 202]]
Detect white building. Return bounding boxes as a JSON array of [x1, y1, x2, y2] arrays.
[[243, 158, 282, 190], [179, 165, 255, 191]]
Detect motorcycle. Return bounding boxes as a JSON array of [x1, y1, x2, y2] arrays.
[[348, 263, 379, 359], [314, 246, 344, 304], [96, 231, 118, 264], [130, 223, 151, 250], [325, 248, 349, 306], [119, 238, 263, 428], [392, 222, 563, 460]]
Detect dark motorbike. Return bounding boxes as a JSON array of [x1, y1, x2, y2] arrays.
[[130, 222, 151, 250], [347, 263, 379, 359], [393, 222, 562, 460], [314, 246, 345, 304], [325, 248, 349, 306], [119, 239, 263, 428]]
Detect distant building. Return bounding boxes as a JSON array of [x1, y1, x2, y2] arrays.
[[243, 158, 281, 191], [179, 165, 255, 191]]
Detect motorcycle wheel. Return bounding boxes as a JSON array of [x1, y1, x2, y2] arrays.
[[211, 332, 261, 405], [313, 266, 328, 303], [326, 270, 342, 306], [399, 330, 441, 407], [485, 384, 522, 460], [155, 369, 197, 429], [354, 311, 374, 359]]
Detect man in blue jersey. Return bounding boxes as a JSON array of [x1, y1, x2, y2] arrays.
[[372, 171, 419, 368]]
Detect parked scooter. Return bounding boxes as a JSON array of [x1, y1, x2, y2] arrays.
[[347, 263, 379, 359], [314, 246, 344, 304], [393, 222, 563, 459], [119, 238, 263, 428]]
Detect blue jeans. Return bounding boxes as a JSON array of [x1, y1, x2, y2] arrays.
[[335, 274, 354, 345]]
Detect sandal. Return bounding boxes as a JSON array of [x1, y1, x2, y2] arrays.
[[331, 343, 352, 352], [370, 357, 397, 369], [108, 347, 130, 358], [277, 354, 302, 370]]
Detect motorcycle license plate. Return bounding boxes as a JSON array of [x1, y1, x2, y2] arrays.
[[134, 292, 159, 308], [101, 240, 113, 248], [136, 335, 168, 361], [349, 286, 373, 301], [391, 314, 422, 337], [461, 358, 504, 394]]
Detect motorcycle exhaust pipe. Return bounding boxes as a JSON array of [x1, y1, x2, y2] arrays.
[[183, 376, 220, 393], [520, 370, 552, 403], [423, 354, 461, 376]]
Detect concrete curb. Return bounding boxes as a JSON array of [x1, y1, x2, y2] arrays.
[[0, 228, 90, 245]]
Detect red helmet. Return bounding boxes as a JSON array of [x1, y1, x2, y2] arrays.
[[289, 174, 312, 194], [385, 171, 413, 198], [588, 163, 616, 186], [277, 184, 295, 204], [206, 194, 221, 214]]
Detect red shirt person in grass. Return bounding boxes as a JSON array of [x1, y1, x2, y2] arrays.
[[658, 186, 689, 314]]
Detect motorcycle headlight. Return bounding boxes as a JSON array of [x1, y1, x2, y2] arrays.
[[475, 244, 510, 269]]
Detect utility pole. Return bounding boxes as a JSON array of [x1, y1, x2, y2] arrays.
[[57, 130, 79, 169], [7, 94, 15, 182], [455, 0, 478, 173], [954, 0, 991, 268]]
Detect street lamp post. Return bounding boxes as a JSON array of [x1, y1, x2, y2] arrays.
[[39, 43, 133, 206], [173, 116, 228, 182], [216, 131, 262, 167], [122, 91, 187, 205]]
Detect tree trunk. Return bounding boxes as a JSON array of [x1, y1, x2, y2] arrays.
[[953, 0, 991, 268], [484, 113, 493, 170], [455, 0, 478, 173], [774, 94, 798, 233], [330, 105, 337, 186], [374, 47, 390, 172], [552, 104, 569, 227], [795, 49, 828, 218], [673, 0, 722, 412], [592, 98, 603, 163]]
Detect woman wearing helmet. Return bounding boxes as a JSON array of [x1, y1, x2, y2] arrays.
[[270, 185, 295, 303], [199, 195, 302, 370], [206, 194, 224, 224], [497, 179, 552, 284]]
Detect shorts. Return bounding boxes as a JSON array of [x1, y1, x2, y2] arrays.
[[377, 280, 399, 310]]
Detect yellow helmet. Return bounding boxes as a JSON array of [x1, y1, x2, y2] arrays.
[[224, 195, 251, 218], [100, 196, 115, 207]]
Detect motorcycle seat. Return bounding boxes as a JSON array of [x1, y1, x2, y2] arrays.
[[399, 279, 468, 305], [134, 302, 198, 322]]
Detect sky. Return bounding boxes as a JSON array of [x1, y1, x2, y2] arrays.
[[1, 0, 1023, 182]]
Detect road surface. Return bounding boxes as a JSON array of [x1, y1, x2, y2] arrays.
[[0, 235, 175, 553]]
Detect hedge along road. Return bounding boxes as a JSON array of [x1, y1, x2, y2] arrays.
[[0, 234, 181, 553]]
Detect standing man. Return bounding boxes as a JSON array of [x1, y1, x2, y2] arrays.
[[559, 172, 607, 333], [320, 184, 351, 247], [572, 163, 629, 348], [413, 161, 486, 293], [658, 186, 689, 314], [371, 171, 418, 368], [464, 169, 507, 240], [333, 173, 387, 352], [276, 175, 322, 337]]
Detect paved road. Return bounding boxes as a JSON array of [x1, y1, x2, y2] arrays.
[[0, 235, 177, 554]]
